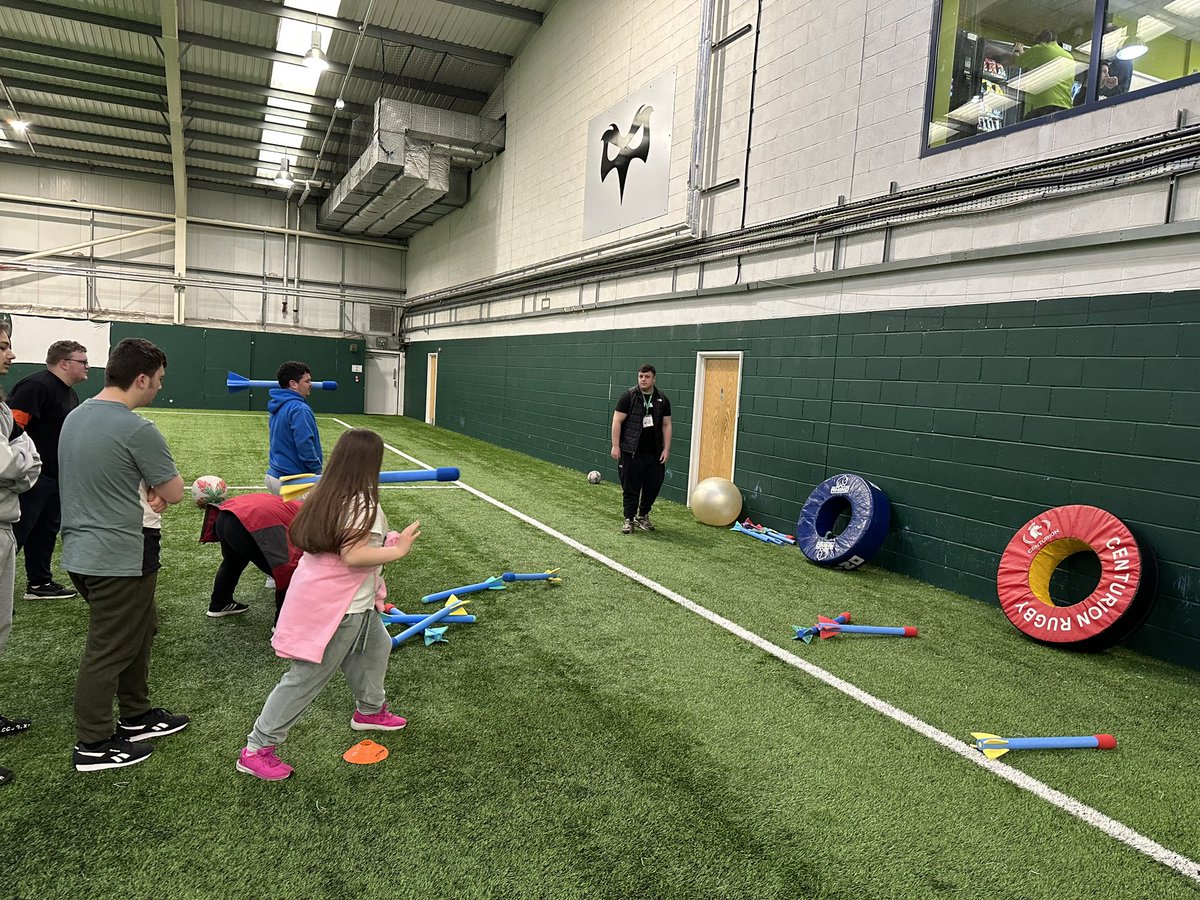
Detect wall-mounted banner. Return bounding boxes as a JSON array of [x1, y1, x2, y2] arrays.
[[583, 69, 675, 240]]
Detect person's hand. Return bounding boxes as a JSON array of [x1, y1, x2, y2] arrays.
[[393, 521, 421, 554], [659, 449, 670, 464], [1012, 42, 1027, 55], [610, 444, 620, 461], [1100, 67, 1118, 90], [146, 488, 167, 513]]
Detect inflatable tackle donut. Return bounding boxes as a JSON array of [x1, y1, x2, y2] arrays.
[[795, 474, 891, 570], [996, 505, 1155, 650]]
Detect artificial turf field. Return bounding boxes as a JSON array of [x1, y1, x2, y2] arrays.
[[2, 409, 1198, 899]]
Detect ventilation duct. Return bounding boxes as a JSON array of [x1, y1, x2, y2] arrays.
[[320, 99, 505, 238]]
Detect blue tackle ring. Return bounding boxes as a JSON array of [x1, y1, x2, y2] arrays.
[[795, 474, 891, 570]]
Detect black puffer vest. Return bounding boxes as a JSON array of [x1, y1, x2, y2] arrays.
[[618, 387, 666, 456]]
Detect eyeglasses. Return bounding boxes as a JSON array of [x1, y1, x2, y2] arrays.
[[64, 358, 89, 366]]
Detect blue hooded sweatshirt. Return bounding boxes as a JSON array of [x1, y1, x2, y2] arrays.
[[267, 388, 322, 478]]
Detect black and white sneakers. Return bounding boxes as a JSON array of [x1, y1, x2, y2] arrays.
[[117, 708, 191, 742], [74, 708, 190, 772], [72, 737, 153, 772], [206, 600, 249, 618], [23, 580, 76, 600]]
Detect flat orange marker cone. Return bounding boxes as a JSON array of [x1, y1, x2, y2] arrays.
[[343, 739, 389, 764]]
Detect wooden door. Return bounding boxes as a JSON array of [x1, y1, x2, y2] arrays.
[[425, 353, 438, 425]]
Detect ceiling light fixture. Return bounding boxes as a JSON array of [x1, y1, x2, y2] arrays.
[[9, 119, 27, 133], [273, 158, 295, 188], [303, 29, 329, 72], [334, 98, 345, 110]]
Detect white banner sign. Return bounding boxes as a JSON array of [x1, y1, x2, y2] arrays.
[[583, 70, 675, 240]]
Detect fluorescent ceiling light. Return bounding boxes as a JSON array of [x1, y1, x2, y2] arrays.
[[8, 119, 27, 133], [1165, 0, 1200, 18]]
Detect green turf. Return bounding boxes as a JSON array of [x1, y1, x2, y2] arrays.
[[1, 409, 1198, 899]]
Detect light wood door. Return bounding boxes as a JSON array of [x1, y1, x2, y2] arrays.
[[425, 353, 438, 425], [696, 356, 740, 482]]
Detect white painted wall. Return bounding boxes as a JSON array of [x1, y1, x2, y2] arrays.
[[406, 0, 703, 295], [0, 163, 405, 335]]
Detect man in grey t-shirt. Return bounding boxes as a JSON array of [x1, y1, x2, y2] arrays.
[[59, 338, 187, 772]]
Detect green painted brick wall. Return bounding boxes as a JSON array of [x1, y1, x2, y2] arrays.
[[3, 322, 365, 414], [405, 292, 1200, 669]]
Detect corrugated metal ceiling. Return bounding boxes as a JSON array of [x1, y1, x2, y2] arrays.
[[0, 0, 549, 239]]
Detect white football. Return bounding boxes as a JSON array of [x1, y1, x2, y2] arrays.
[[192, 475, 228, 507], [587, 470, 602, 484]]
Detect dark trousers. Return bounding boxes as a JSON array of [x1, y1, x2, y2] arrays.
[[70, 571, 158, 744], [212, 511, 287, 618], [14, 474, 60, 585], [618, 452, 665, 519]]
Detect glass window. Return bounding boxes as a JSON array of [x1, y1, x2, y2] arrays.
[[927, 1, 1200, 149]]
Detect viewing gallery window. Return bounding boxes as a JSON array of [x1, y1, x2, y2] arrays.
[[927, 1, 1200, 149]]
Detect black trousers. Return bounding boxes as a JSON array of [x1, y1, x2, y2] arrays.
[[618, 452, 665, 519], [211, 511, 287, 618], [14, 474, 60, 585]]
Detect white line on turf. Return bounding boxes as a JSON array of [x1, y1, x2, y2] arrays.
[[329, 415, 1200, 887]]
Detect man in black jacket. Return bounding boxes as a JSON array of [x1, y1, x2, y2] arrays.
[[8, 340, 89, 600], [610, 364, 672, 534]]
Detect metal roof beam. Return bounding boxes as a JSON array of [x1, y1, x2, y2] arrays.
[[179, 32, 491, 104], [199, 0, 513, 67], [3, 0, 160, 36], [26, 123, 341, 174], [0, 37, 164, 79], [434, 0, 544, 26], [158, 0, 188, 224], [0, 52, 371, 118]]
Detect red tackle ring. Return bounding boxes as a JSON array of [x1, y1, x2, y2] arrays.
[[996, 505, 1156, 651]]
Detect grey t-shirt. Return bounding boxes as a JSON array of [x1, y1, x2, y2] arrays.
[[59, 399, 178, 577]]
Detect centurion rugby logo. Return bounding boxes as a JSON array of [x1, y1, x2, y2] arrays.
[[600, 104, 653, 202], [830, 475, 852, 495]]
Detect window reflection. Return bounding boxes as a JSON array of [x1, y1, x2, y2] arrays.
[[928, 1, 1200, 149]]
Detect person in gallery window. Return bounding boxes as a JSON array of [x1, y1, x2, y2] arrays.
[[610, 364, 672, 535], [1008, 30, 1077, 120]]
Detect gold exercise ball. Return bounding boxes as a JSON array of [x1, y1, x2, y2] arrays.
[[690, 477, 743, 527]]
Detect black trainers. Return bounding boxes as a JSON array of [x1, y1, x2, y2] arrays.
[[207, 601, 249, 618], [621, 518, 634, 534], [634, 514, 655, 532], [117, 708, 190, 742], [0, 715, 31, 737], [0, 766, 12, 786], [73, 737, 152, 772], [23, 581, 76, 600]]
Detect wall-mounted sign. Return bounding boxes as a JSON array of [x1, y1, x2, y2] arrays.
[[583, 69, 675, 240]]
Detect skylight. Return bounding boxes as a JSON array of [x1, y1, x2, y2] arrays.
[[257, 0, 342, 186]]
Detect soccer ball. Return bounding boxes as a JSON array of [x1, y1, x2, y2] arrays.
[[191, 475, 228, 507], [587, 470, 602, 484]]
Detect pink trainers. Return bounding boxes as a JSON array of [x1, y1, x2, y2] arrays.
[[236, 746, 293, 781], [350, 704, 407, 731]]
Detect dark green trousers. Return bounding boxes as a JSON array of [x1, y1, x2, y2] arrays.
[[69, 572, 158, 743]]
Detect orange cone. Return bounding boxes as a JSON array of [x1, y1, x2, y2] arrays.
[[343, 739, 389, 764]]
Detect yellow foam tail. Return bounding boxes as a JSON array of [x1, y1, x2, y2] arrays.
[[545, 568, 561, 583], [444, 597, 472, 615], [971, 732, 1010, 759]]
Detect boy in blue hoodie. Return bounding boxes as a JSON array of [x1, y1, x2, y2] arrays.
[[265, 361, 323, 495]]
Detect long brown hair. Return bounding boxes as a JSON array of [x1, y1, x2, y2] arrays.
[[288, 428, 383, 554]]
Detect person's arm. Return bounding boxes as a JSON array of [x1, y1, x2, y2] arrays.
[[293, 407, 323, 474], [659, 416, 672, 465], [5, 380, 45, 440], [341, 520, 420, 567], [146, 475, 185, 512], [610, 411, 627, 460], [0, 432, 41, 493]]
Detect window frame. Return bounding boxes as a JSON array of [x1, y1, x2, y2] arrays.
[[920, 0, 1200, 157]]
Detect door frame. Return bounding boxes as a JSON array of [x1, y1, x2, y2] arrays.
[[364, 351, 403, 416], [425, 352, 438, 425], [687, 351, 744, 504]]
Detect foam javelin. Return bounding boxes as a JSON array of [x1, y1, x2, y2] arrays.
[[279, 467, 460, 499], [226, 370, 338, 393]]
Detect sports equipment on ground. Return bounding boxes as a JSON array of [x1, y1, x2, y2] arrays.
[[587, 470, 602, 484], [191, 475, 228, 507]]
